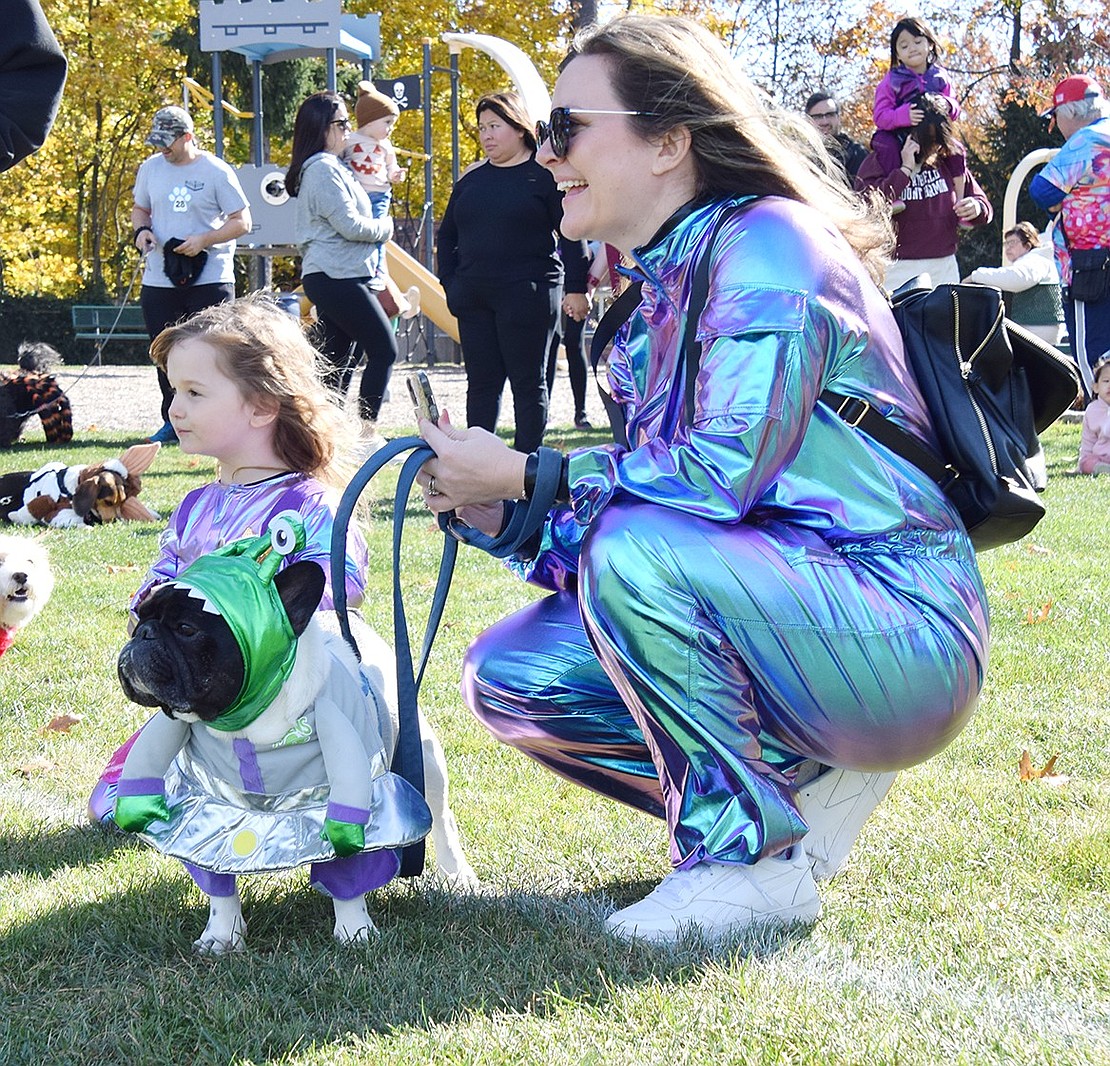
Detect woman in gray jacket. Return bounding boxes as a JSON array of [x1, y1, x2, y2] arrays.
[[286, 91, 396, 439]]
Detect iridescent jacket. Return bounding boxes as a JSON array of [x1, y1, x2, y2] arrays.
[[520, 196, 972, 589]]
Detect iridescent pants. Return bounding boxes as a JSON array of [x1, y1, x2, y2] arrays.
[[464, 501, 988, 867]]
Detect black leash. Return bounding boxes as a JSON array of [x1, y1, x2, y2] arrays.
[[331, 435, 458, 878], [329, 430, 569, 876], [4, 254, 147, 423]]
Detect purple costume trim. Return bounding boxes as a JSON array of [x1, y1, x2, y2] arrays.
[[117, 777, 164, 798], [232, 739, 265, 794], [327, 801, 372, 823], [186, 850, 399, 900]]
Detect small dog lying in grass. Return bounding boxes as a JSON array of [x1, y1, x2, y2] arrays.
[[1, 442, 160, 528], [0, 534, 54, 657], [110, 514, 476, 954]]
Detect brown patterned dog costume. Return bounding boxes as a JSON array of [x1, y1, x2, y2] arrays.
[[0, 342, 73, 448]]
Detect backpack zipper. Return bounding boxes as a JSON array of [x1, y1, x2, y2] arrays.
[[953, 290, 1000, 475]]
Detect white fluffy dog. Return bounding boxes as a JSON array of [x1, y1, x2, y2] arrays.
[[0, 534, 54, 654]]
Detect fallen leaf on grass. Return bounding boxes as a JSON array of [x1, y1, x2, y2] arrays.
[[1023, 599, 1054, 624], [43, 713, 82, 734], [1025, 543, 1052, 556], [16, 757, 55, 777], [105, 564, 142, 574], [1019, 749, 1069, 785]]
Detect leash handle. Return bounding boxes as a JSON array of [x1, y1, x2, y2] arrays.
[[331, 435, 458, 877], [436, 445, 565, 558]]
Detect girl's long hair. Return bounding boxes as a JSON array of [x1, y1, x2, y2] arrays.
[[149, 292, 358, 485], [888, 18, 941, 71], [286, 91, 344, 197]]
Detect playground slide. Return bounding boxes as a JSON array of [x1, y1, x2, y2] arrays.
[[385, 243, 460, 343]]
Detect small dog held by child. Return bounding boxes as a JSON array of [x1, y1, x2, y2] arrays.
[[0, 534, 54, 657]]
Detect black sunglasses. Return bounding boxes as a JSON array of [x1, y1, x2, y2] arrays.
[[535, 107, 657, 159]]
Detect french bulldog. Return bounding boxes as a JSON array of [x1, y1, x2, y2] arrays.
[[114, 557, 477, 954]]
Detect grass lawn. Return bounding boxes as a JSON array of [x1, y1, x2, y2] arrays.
[[0, 421, 1106, 1065]]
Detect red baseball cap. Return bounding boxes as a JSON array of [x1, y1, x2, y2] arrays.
[[1042, 74, 1103, 116]]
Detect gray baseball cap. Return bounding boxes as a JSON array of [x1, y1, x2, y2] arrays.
[[146, 106, 194, 149]]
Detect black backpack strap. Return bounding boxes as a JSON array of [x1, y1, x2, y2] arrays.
[[682, 206, 751, 424], [589, 280, 643, 447], [819, 389, 957, 490]]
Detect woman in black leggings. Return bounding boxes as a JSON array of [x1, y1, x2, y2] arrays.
[[286, 91, 396, 437]]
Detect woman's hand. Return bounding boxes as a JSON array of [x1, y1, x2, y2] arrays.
[[416, 411, 529, 515], [899, 136, 919, 172], [954, 197, 983, 222], [563, 292, 591, 322]]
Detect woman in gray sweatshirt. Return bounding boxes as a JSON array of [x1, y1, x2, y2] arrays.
[[286, 91, 396, 440]]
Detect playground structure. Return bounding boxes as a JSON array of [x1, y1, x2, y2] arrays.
[[192, 0, 553, 359]]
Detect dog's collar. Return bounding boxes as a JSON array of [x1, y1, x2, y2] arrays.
[[0, 628, 14, 656], [173, 512, 307, 732]]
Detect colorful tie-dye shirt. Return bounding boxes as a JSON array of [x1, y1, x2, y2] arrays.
[[1035, 117, 1110, 285]]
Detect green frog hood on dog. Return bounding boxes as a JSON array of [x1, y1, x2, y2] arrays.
[[173, 512, 306, 733]]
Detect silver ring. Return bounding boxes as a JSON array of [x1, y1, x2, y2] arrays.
[[428, 476, 440, 496]]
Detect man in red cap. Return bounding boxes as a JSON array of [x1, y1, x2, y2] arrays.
[[1031, 74, 1110, 393]]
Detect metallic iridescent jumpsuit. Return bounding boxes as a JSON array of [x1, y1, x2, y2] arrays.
[[463, 197, 989, 868]]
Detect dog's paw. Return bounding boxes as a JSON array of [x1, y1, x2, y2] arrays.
[[437, 861, 482, 892], [333, 918, 380, 945], [332, 896, 379, 945], [193, 915, 247, 956]]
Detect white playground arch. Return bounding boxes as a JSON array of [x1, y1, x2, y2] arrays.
[[441, 32, 551, 122]]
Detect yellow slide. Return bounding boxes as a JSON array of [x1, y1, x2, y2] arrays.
[[385, 243, 460, 343]]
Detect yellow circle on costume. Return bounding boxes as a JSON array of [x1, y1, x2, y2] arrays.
[[232, 829, 259, 856]]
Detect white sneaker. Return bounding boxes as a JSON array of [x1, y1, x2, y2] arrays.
[[797, 768, 896, 881], [605, 847, 820, 944]]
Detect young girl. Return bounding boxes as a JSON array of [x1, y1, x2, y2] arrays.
[[90, 293, 370, 821], [874, 17, 961, 135], [857, 93, 990, 290], [1079, 356, 1110, 474]]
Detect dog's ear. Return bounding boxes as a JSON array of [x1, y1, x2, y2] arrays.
[[273, 561, 325, 637], [70, 477, 101, 522], [117, 442, 160, 477]]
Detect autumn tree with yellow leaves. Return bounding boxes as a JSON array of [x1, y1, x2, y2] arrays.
[[4, 0, 1110, 303]]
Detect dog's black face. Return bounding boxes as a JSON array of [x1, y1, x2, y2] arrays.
[[117, 560, 325, 723], [118, 584, 245, 722]]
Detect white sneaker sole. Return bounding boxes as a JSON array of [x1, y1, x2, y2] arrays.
[[797, 768, 896, 881]]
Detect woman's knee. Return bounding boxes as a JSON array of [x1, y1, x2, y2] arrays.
[[579, 503, 684, 622]]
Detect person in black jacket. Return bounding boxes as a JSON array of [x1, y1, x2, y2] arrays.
[[1, 0, 67, 173], [437, 91, 588, 453], [804, 92, 867, 184]]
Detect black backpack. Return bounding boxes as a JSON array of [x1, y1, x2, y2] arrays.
[[826, 277, 1079, 549], [591, 225, 1080, 551]]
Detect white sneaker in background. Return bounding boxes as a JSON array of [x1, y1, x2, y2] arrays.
[[797, 768, 897, 881], [605, 846, 820, 944]]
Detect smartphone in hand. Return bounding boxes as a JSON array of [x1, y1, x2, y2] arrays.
[[406, 370, 440, 424]]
